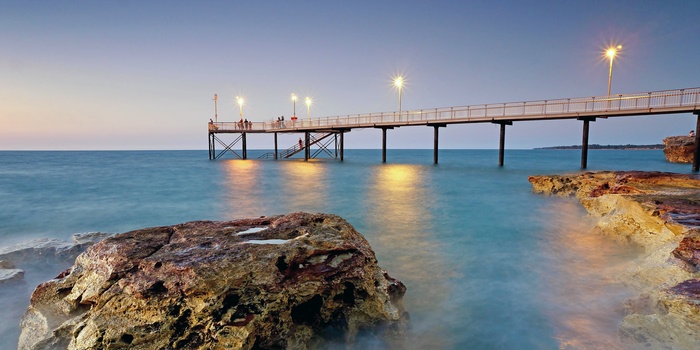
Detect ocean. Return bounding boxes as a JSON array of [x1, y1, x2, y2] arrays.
[[0, 149, 692, 349]]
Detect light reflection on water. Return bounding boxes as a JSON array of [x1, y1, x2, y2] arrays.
[[363, 164, 453, 349], [279, 160, 328, 210]]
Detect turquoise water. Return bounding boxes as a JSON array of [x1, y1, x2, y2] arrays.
[[0, 149, 692, 349]]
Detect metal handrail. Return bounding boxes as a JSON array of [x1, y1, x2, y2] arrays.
[[208, 87, 700, 132]]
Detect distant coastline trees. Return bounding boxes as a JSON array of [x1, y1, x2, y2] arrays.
[[535, 144, 664, 150]]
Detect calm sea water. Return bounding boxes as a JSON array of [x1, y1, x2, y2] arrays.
[[0, 149, 691, 349]]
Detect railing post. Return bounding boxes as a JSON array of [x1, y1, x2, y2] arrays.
[[618, 94, 622, 110]]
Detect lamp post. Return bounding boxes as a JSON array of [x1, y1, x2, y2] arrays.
[[291, 94, 297, 118], [305, 97, 312, 124], [606, 45, 622, 96], [236, 96, 244, 118], [213, 94, 218, 122], [394, 76, 404, 118]]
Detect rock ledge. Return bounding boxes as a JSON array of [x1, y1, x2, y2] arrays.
[[529, 171, 700, 348], [19, 212, 408, 350]]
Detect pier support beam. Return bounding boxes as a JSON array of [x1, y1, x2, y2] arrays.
[[578, 117, 596, 169], [693, 111, 700, 172], [242, 133, 247, 160], [376, 127, 394, 163], [334, 134, 338, 158], [208, 133, 214, 160], [304, 132, 310, 161], [492, 121, 512, 166], [430, 124, 447, 164], [340, 131, 345, 161], [273, 133, 278, 160]]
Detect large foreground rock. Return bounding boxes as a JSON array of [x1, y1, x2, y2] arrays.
[[529, 171, 700, 348], [19, 213, 408, 350], [663, 135, 695, 163]]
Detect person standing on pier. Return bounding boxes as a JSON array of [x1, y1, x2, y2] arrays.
[[298, 138, 303, 149]]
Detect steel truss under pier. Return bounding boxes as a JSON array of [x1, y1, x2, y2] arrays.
[[208, 130, 346, 161], [207, 87, 700, 170]]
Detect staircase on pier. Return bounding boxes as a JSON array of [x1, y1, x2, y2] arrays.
[[258, 132, 337, 159]]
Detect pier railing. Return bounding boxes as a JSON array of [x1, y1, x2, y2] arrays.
[[208, 87, 700, 133]]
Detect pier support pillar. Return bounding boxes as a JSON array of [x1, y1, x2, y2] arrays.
[[492, 121, 512, 166], [334, 134, 338, 159], [578, 117, 596, 169], [430, 124, 446, 164], [208, 133, 214, 160], [693, 111, 700, 172], [304, 132, 310, 161], [375, 127, 394, 163], [340, 131, 345, 161], [242, 133, 248, 159], [274, 132, 278, 160]]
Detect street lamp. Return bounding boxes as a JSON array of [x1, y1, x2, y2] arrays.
[[394, 75, 404, 117], [236, 96, 245, 119], [305, 97, 312, 121], [213, 94, 218, 122], [606, 45, 622, 96], [291, 94, 297, 118]]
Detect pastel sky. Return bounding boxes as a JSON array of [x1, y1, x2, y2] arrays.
[[2, 1, 699, 150]]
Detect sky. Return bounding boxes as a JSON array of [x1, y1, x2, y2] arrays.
[[1, 0, 699, 150]]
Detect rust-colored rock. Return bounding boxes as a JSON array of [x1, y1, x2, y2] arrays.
[[529, 171, 700, 348], [663, 135, 695, 163], [673, 233, 700, 271], [18, 213, 408, 350]]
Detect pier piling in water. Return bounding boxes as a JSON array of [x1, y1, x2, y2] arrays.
[[493, 121, 512, 167], [579, 117, 596, 169]]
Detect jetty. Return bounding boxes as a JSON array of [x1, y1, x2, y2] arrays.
[[208, 87, 700, 170]]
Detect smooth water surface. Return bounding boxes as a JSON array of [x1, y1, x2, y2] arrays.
[[0, 149, 691, 349]]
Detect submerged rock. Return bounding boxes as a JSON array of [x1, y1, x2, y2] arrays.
[[18, 213, 408, 350], [663, 135, 695, 163], [529, 171, 700, 348]]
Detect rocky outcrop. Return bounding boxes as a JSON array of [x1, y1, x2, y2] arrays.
[[19, 213, 408, 350], [529, 171, 700, 348], [663, 135, 696, 163]]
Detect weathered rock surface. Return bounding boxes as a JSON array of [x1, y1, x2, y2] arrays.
[[529, 171, 700, 348], [663, 135, 695, 163], [19, 212, 408, 350]]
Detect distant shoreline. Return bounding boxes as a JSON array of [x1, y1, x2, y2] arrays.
[[534, 144, 664, 150]]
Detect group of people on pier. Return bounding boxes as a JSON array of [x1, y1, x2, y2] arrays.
[[237, 118, 253, 130], [272, 115, 298, 129]]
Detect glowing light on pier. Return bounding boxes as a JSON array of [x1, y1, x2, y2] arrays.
[[305, 97, 312, 120], [236, 96, 245, 118], [291, 94, 297, 118], [604, 45, 622, 96], [393, 75, 405, 116]]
